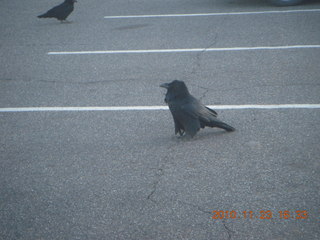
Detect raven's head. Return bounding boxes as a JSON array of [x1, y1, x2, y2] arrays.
[[160, 80, 190, 101]]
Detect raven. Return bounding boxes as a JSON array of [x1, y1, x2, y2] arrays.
[[37, 0, 77, 23], [160, 80, 235, 138]]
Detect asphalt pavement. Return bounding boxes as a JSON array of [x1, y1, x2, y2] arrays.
[[1, 0, 320, 239]]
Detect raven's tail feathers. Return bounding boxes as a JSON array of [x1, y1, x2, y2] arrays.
[[203, 119, 235, 132], [214, 122, 235, 132]]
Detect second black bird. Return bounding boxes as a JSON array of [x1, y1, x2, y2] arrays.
[[160, 80, 235, 138], [38, 0, 77, 23]]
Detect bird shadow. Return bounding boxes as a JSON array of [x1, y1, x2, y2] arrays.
[[112, 24, 150, 31], [37, 20, 74, 27], [61, 21, 73, 24]]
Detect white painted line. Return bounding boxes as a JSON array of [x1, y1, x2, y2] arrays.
[[1, 104, 319, 112], [48, 45, 320, 55], [207, 104, 320, 110], [104, 9, 320, 19], [0, 106, 168, 112]]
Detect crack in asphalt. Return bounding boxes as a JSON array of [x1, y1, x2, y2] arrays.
[[144, 142, 220, 239], [190, 34, 218, 77], [146, 141, 184, 203], [146, 168, 165, 203], [187, 35, 218, 103], [199, 88, 210, 102], [222, 220, 235, 240], [177, 200, 212, 215]]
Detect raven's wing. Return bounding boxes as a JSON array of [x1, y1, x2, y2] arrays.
[[205, 106, 218, 116], [181, 97, 235, 131], [181, 97, 217, 123]]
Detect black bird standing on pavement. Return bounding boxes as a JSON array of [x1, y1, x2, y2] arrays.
[[160, 80, 235, 138], [38, 0, 77, 23]]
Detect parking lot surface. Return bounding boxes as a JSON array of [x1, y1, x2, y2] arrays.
[[1, 0, 320, 239]]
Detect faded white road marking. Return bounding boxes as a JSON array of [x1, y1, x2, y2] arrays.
[[1, 104, 319, 112], [104, 9, 320, 19], [48, 45, 320, 55]]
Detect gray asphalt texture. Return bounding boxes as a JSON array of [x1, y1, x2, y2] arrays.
[[1, 0, 320, 239]]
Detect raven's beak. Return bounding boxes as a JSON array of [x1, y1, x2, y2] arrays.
[[160, 83, 169, 89]]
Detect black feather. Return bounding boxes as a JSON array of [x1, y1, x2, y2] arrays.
[[38, 0, 76, 22], [160, 80, 235, 137]]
